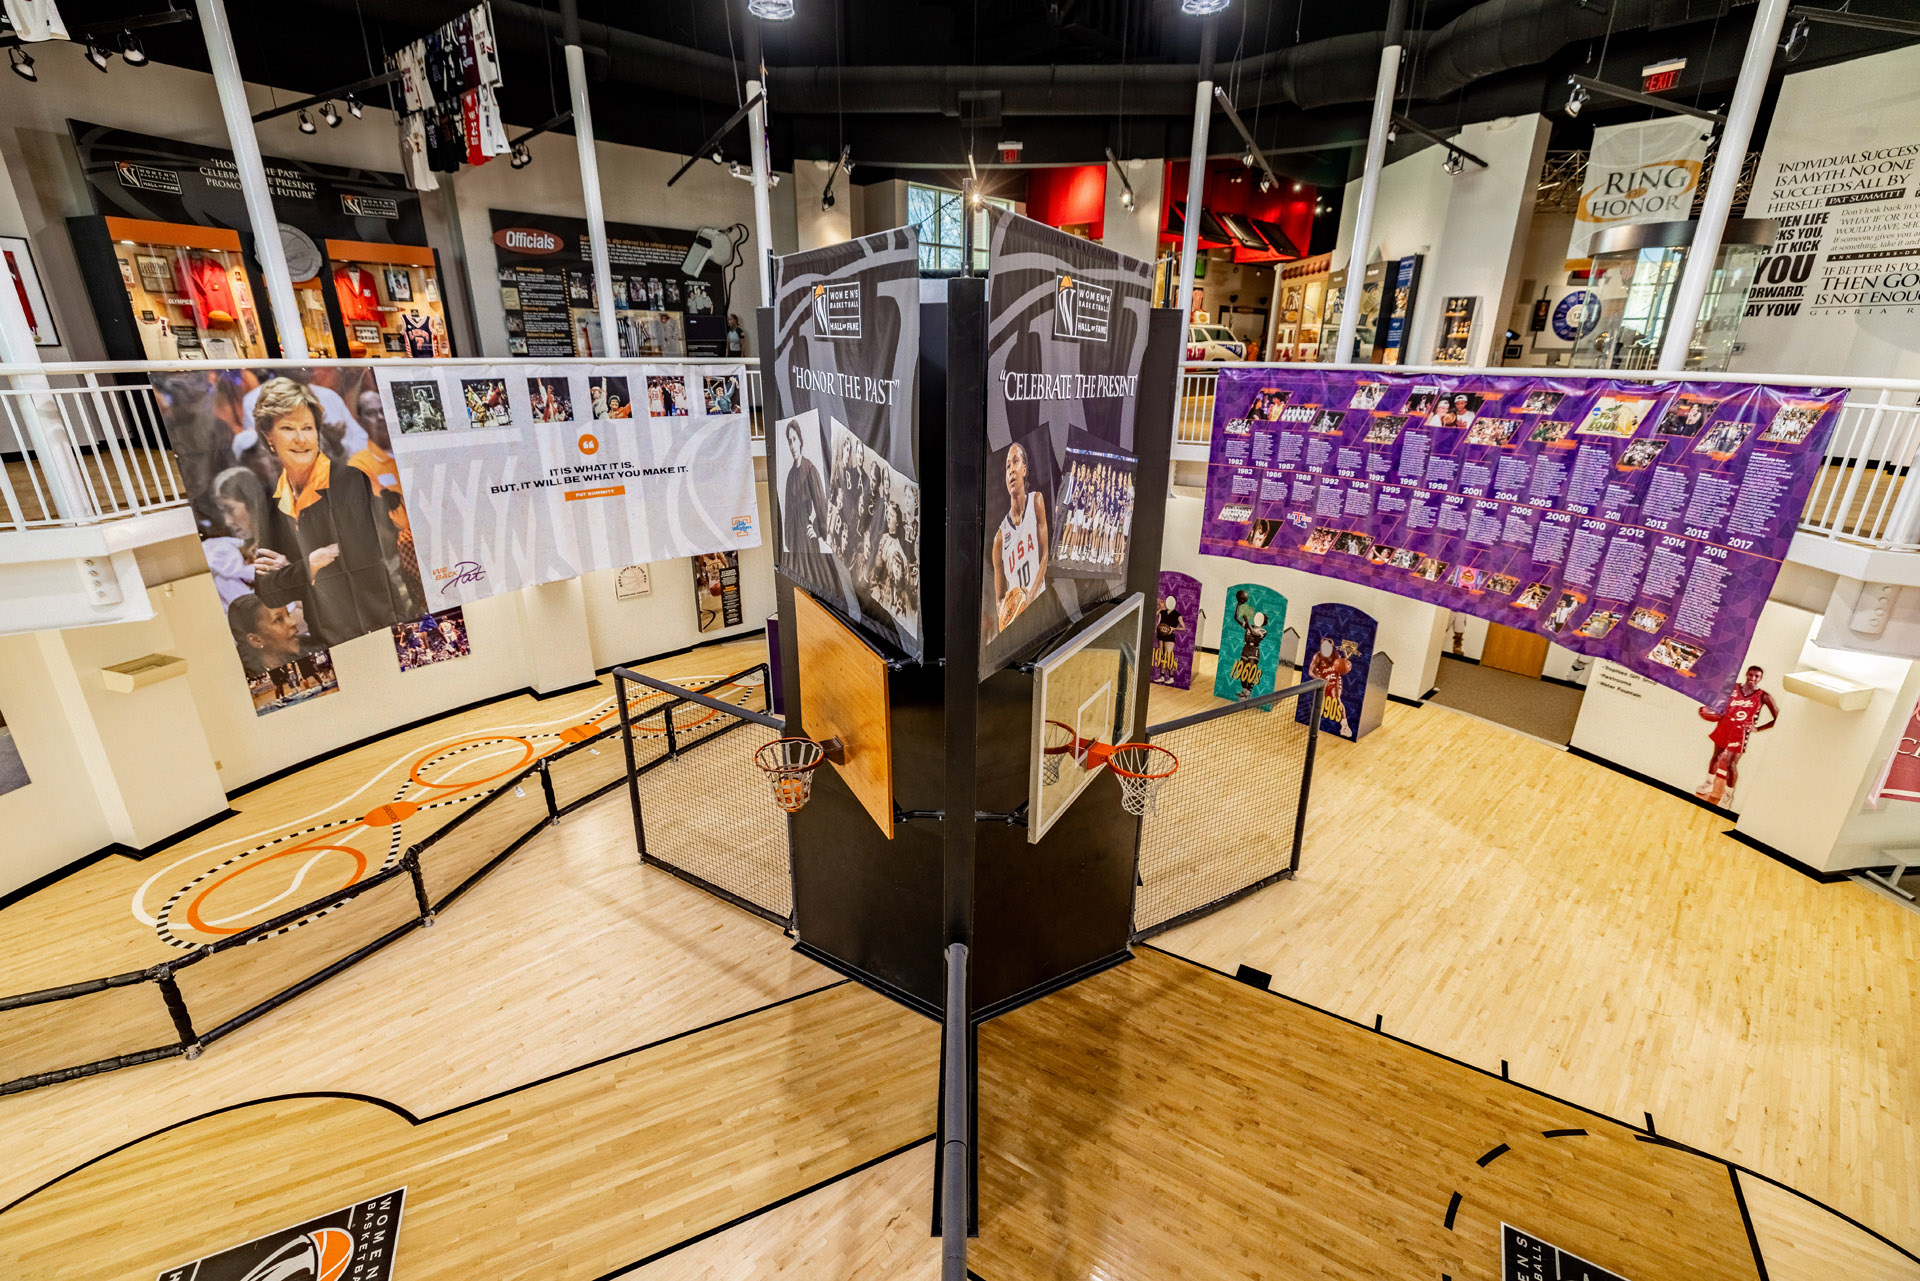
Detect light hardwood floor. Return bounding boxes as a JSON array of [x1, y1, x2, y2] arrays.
[[1147, 651, 1920, 1253]]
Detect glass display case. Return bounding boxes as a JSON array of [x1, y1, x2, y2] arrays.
[[325, 240, 449, 358], [104, 217, 269, 361], [1569, 218, 1775, 372]]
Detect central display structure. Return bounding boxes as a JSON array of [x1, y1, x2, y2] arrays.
[[761, 213, 1181, 1018]]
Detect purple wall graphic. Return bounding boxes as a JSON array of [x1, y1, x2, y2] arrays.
[[1151, 570, 1202, 690], [1200, 367, 1841, 711]]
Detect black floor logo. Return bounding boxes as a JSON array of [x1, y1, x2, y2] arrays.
[[1502, 1224, 1631, 1281], [156, 1189, 405, 1281]]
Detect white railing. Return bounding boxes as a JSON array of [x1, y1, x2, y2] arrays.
[[0, 357, 767, 534], [1175, 361, 1920, 555]]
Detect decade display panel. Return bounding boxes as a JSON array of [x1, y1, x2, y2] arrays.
[[1199, 367, 1842, 710]]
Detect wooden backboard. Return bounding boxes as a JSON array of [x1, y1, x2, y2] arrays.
[[792, 588, 895, 838]]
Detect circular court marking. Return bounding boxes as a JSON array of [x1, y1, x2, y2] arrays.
[[408, 736, 536, 789]]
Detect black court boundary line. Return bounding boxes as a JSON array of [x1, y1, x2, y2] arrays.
[[590, 1133, 937, 1279], [0, 634, 772, 916], [1563, 744, 1740, 821], [1730, 1163, 1773, 1281], [1139, 943, 1920, 1268], [0, 978, 850, 1217]]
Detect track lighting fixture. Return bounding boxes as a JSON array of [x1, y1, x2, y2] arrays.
[[1386, 122, 1398, 143], [711, 150, 726, 165], [1241, 149, 1254, 168], [746, 0, 795, 16], [1442, 148, 1466, 177], [821, 144, 850, 212], [320, 101, 342, 128], [1258, 173, 1273, 193], [1180, 0, 1231, 14], [1120, 188, 1134, 210], [1565, 79, 1590, 118], [347, 94, 363, 119], [298, 109, 317, 134], [839, 146, 854, 177], [118, 31, 148, 66], [7, 47, 34, 82], [510, 142, 532, 169], [821, 187, 835, 211], [1783, 14, 1811, 62], [85, 37, 113, 72], [1106, 146, 1137, 214]]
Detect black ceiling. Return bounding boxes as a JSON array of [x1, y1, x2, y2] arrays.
[[18, 1, 1920, 189]]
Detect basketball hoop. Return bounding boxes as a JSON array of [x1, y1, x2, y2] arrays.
[[1042, 720, 1078, 786], [1106, 742, 1178, 817], [755, 737, 825, 813]]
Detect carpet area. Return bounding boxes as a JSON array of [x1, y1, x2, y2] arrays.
[[1428, 655, 1585, 744]]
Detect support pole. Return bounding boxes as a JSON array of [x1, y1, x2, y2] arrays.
[[559, 0, 621, 357], [940, 941, 971, 1281], [744, 23, 777, 309], [1657, 0, 1788, 371], [193, 0, 307, 360], [0, 255, 90, 520], [1334, 0, 1408, 366], [1175, 19, 1218, 326]]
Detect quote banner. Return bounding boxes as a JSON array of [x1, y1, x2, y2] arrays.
[[1199, 368, 1841, 710], [380, 363, 758, 607]]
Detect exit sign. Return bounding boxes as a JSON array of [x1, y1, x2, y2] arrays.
[[1642, 58, 1686, 93]]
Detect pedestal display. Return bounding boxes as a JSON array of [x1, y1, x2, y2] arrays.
[[1297, 603, 1385, 742], [1151, 570, 1202, 689], [763, 212, 1180, 1016], [1212, 583, 1287, 705]]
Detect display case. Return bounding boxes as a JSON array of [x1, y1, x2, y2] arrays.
[[99, 217, 269, 361], [1434, 295, 1479, 364], [1569, 218, 1775, 372], [326, 240, 450, 358]]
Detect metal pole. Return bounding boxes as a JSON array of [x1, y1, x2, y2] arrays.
[[559, 0, 621, 357], [1334, 0, 1409, 367], [940, 941, 971, 1281], [744, 21, 777, 309], [1657, 0, 1789, 371], [193, 0, 308, 360], [1175, 19, 1218, 326], [614, 672, 648, 859]]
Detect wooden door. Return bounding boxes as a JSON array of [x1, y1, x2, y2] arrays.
[[1480, 623, 1549, 678]]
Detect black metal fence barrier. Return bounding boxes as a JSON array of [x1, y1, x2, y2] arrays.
[[1131, 678, 1323, 940], [0, 664, 770, 1097]]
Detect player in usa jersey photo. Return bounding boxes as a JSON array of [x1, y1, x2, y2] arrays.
[[991, 441, 1051, 635]]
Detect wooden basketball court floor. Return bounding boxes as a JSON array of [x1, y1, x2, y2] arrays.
[[0, 645, 1916, 1277]]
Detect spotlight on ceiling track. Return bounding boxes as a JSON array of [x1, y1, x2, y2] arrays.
[[1241, 149, 1254, 167], [85, 37, 113, 72], [1783, 14, 1811, 62], [347, 94, 363, 119], [118, 31, 148, 66], [1386, 122, 1397, 143], [1442, 148, 1466, 177], [510, 142, 532, 169], [320, 101, 342, 128], [8, 47, 34, 81], [746, 0, 795, 17], [298, 109, 317, 134], [1180, 0, 1231, 14], [1120, 188, 1134, 210], [1259, 173, 1273, 193], [1564, 79, 1590, 118]]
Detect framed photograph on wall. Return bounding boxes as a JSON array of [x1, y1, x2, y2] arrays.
[[0, 236, 58, 346], [134, 253, 174, 294], [384, 267, 413, 302]]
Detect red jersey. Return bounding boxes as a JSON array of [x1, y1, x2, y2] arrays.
[[1710, 688, 1767, 748], [333, 266, 380, 324], [186, 254, 239, 327]]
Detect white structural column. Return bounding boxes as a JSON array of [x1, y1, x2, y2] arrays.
[[559, 0, 620, 357], [1334, 0, 1409, 367], [1175, 19, 1218, 323], [0, 267, 90, 521], [744, 22, 776, 308], [193, 0, 307, 359], [1657, 0, 1790, 371]]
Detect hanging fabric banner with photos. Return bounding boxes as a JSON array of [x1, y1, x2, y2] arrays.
[[380, 362, 758, 606], [1198, 367, 1844, 711]]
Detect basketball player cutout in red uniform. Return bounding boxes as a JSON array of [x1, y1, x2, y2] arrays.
[[1306, 637, 1355, 736], [1695, 664, 1778, 805]]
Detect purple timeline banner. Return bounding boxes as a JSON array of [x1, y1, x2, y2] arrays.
[[1199, 366, 1843, 710]]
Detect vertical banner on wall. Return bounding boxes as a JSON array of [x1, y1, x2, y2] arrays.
[[1151, 570, 1203, 689], [769, 228, 924, 658], [380, 363, 758, 607], [980, 208, 1155, 679], [1212, 583, 1286, 705], [694, 551, 743, 632], [1297, 603, 1378, 740], [1872, 691, 1920, 806], [1565, 118, 1711, 270], [1199, 367, 1842, 710], [152, 367, 423, 714]]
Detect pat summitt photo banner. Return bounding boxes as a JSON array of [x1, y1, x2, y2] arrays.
[[770, 227, 924, 659], [380, 362, 759, 608], [1198, 367, 1844, 711], [979, 207, 1153, 680]]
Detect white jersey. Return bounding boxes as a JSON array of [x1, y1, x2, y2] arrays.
[[1000, 491, 1040, 596]]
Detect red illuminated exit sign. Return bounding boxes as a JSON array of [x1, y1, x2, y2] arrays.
[[1642, 59, 1686, 93]]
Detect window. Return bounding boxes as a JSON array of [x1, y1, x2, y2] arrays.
[[908, 182, 1014, 275]]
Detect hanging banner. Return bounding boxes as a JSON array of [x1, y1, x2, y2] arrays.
[[1151, 570, 1202, 689], [769, 227, 924, 658], [1566, 118, 1712, 269], [381, 363, 758, 607], [1212, 583, 1286, 705], [979, 208, 1154, 679], [1199, 367, 1842, 711], [694, 551, 743, 632]]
